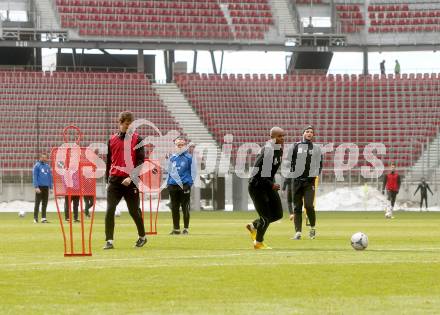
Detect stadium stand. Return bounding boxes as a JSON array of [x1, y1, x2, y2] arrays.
[[227, 0, 274, 40], [0, 70, 181, 170], [368, 2, 440, 33], [55, 0, 274, 40], [3, 69, 438, 178], [294, 0, 440, 35], [176, 73, 440, 175], [335, 4, 364, 33]]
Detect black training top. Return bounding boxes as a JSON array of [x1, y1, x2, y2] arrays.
[[288, 139, 323, 181], [414, 182, 433, 196], [249, 141, 283, 190]]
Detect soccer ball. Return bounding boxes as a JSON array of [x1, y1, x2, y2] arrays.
[[351, 232, 368, 250], [115, 209, 121, 217], [18, 211, 26, 217]]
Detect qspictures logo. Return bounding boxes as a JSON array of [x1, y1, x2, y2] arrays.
[[53, 120, 389, 193]]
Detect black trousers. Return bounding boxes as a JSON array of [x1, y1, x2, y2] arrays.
[[168, 184, 191, 230], [249, 184, 283, 243], [64, 196, 79, 220], [105, 181, 145, 241], [420, 194, 428, 209], [387, 191, 398, 207], [83, 196, 94, 216], [286, 182, 293, 214], [293, 179, 316, 232], [34, 186, 49, 220]]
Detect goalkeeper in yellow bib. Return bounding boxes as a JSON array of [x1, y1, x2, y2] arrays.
[[287, 126, 322, 240]]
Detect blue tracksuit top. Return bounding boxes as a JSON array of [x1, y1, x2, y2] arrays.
[[32, 161, 53, 189], [167, 151, 196, 187]]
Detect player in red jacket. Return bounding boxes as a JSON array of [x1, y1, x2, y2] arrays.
[[103, 111, 146, 249], [382, 163, 401, 219]]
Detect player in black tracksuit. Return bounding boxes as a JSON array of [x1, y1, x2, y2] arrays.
[[288, 125, 322, 240], [84, 149, 99, 218], [282, 176, 294, 217], [83, 195, 93, 218], [246, 127, 284, 249], [414, 178, 434, 211], [64, 195, 79, 222]]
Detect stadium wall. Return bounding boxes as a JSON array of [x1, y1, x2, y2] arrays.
[[2, 182, 438, 211], [0, 183, 106, 203]]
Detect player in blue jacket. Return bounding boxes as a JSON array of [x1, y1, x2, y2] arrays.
[[32, 154, 53, 223], [167, 137, 197, 235]]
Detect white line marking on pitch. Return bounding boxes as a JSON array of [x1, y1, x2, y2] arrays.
[[2, 248, 440, 269], [0, 253, 244, 268]]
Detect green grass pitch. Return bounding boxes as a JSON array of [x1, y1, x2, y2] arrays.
[[1, 211, 440, 314]]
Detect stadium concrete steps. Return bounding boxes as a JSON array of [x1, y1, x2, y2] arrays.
[[270, 0, 298, 36], [34, 0, 60, 30], [219, 3, 233, 28], [153, 83, 231, 173], [406, 134, 440, 181], [152, 83, 219, 148]]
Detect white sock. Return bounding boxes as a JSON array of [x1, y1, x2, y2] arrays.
[[107, 240, 113, 244], [140, 236, 146, 240]]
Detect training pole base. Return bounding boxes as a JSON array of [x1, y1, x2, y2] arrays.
[[64, 253, 92, 257]]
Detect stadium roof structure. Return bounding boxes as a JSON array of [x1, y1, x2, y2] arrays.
[[1, 0, 440, 52], [2, 27, 440, 53], [0, 27, 348, 51]]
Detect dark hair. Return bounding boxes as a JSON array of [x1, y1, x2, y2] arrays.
[[118, 111, 134, 123], [303, 125, 314, 133], [174, 136, 187, 143]]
